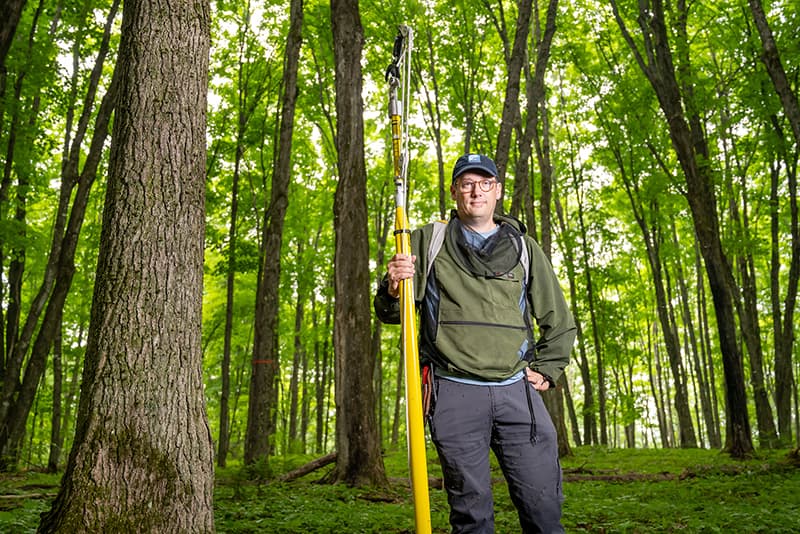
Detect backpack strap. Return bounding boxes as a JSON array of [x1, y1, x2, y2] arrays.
[[425, 220, 447, 280]]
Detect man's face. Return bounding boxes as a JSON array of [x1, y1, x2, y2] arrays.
[[451, 172, 502, 222]]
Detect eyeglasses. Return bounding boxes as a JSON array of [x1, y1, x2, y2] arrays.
[[457, 178, 497, 193]]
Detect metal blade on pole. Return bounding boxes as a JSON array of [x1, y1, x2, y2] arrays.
[[386, 25, 432, 534]]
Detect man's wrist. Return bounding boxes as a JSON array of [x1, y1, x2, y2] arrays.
[[378, 276, 399, 301]]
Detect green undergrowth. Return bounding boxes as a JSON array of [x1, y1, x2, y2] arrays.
[[1, 447, 798, 532]]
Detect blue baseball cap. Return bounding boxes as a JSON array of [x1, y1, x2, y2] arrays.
[[452, 154, 498, 183]]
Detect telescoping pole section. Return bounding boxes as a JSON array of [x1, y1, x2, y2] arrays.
[[385, 25, 432, 534]]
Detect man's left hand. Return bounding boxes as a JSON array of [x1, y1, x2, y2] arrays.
[[525, 368, 551, 391]]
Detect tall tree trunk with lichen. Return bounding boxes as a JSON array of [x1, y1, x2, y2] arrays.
[[37, 0, 215, 530]]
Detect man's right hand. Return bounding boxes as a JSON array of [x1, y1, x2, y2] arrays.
[[386, 253, 416, 298]]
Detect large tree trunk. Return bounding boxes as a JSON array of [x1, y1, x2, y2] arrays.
[[244, 0, 303, 465], [611, 0, 753, 457], [37, 0, 214, 530], [329, 0, 386, 486]]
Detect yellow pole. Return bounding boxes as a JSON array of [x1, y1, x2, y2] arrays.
[[387, 26, 432, 534]]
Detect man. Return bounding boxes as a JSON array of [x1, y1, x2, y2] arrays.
[[374, 154, 576, 533]]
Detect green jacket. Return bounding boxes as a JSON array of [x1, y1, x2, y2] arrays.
[[375, 214, 575, 383]]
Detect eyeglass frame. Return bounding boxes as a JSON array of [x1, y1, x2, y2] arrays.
[[456, 177, 498, 193]]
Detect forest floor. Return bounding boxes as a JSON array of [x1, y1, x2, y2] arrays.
[[1, 446, 798, 532]]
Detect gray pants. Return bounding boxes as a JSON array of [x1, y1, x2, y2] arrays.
[[429, 376, 564, 534]]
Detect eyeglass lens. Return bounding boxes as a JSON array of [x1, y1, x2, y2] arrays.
[[459, 179, 496, 192]]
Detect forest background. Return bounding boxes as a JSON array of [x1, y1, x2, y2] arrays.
[[0, 0, 799, 527]]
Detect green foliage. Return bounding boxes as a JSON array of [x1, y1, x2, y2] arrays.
[[2, 448, 798, 532]]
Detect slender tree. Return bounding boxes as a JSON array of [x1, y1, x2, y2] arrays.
[[491, 0, 532, 190], [244, 0, 303, 465], [750, 0, 800, 444], [329, 0, 387, 486], [749, 0, 800, 146], [0, 0, 26, 73]]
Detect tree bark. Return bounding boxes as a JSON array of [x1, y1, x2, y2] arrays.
[[492, 0, 532, 191], [37, 0, 214, 530], [329, 0, 387, 487], [288, 256, 306, 453], [0, 0, 26, 71], [244, 0, 303, 465], [749, 0, 800, 146]]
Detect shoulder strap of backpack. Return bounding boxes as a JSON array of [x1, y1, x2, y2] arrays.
[[520, 238, 530, 284], [425, 220, 447, 280]]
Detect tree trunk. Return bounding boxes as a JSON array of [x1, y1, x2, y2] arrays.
[[370, 197, 392, 442], [217, 107, 242, 469], [46, 315, 63, 473], [0, 0, 26, 70], [244, 0, 303, 465], [731, 198, 778, 448], [288, 262, 305, 453], [554, 195, 596, 445], [647, 337, 670, 448], [671, 221, 719, 448], [329, 0, 386, 487], [617, 176, 696, 446], [611, 0, 753, 457], [417, 25, 447, 220], [576, 192, 608, 445], [768, 121, 800, 445], [313, 293, 334, 454], [37, 0, 214, 530], [749, 0, 800, 146], [391, 347, 403, 448], [493, 0, 532, 191], [696, 243, 722, 445], [531, 8, 570, 453], [561, 374, 581, 446]]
